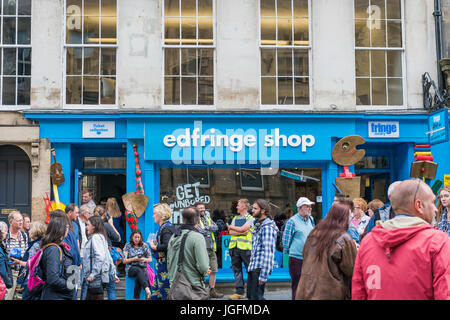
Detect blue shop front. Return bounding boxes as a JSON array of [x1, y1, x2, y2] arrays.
[[26, 111, 444, 300]]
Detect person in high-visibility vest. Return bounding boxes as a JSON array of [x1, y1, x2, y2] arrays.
[[227, 198, 255, 300], [195, 202, 224, 299]]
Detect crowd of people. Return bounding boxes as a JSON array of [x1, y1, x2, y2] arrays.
[[1, 180, 449, 300], [0, 189, 123, 300]]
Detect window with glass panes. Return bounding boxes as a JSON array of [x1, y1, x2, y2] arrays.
[[0, 0, 31, 106], [260, 0, 309, 105], [164, 0, 214, 105], [354, 0, 404, 106], [65, 0, 117, 105]]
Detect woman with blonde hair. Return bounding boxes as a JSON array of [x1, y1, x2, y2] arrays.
[[149, 203, 174, 300], [437, 186, 450, 236], [350, 198, 370, 235], [13, 221, 47, 300]]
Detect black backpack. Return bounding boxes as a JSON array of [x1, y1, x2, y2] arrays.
[[276, 223, 286, 252]]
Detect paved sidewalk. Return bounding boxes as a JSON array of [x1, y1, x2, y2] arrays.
[[115, 273, 291, 300]]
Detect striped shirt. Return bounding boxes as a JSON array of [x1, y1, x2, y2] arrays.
[[248, 218, 278, 283], [3, 230, 28, 270]]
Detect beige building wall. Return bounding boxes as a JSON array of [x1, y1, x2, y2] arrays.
[[0, 113, 51, 222], [27, 0, 438, 112]]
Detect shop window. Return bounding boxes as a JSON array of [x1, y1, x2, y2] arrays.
[[260, 0, 310, 105], [354, 0, 404, 107], [65, 0, 117, 106], [0, 0, 31, 106], [160, 167, 323, 223], [82, 157, 125, 169], [163, 0, 214, 105], [160, 167, 322, 268]]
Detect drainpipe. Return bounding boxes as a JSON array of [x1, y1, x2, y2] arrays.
[[434, 0, 445, 91]]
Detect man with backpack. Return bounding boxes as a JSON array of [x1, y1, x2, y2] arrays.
[[282, 197, 315, 300], [167, 207, 210, 300]]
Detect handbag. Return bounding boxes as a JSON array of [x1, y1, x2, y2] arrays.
[[87, 240, 105, 295], [109, 247, 124, 266], [146, 263, 155, 287], [168, 231, 209, 300], [0, 276, 6, 300]]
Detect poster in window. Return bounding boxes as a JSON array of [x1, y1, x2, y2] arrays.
[[240, 169, 264, 191]]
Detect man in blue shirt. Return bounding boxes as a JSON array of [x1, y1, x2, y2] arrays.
[[282, 197, 315, 300]]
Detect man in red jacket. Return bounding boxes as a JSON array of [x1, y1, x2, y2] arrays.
[[352, 179, 450, 300]]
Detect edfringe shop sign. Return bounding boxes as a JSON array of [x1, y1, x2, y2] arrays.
[[169, 182, 211, 224], [162, 121, 316, 174]]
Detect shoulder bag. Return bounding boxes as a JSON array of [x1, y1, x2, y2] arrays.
[[168, 231, 209, 300], [87, 239, 105, 295]]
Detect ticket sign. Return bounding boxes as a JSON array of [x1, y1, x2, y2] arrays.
[[445, 175, 450, 186], [82, 121, 115, 138]]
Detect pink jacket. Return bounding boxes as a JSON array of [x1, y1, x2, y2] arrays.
[[352, 216, 450, 300]]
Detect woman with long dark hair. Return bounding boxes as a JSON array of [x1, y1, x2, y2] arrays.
[[123, 229, 152, 300], [295, 202, 357, 300], [82, 215, 118, 300], [39, 211, 75, 300]]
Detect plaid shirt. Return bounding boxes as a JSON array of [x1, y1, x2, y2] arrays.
[[248, 218, 278, 283]]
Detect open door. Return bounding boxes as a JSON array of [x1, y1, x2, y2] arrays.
[[74, 169, 83, 206], [370, 173, 390, 203]]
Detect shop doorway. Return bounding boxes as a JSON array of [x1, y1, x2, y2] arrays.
[[0, 145, 31, 224], [355, 153, 392, 204], [74, 170, 127, 247], [356, 173, 390, 203]]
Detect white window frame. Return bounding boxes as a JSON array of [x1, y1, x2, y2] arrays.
[[354, 0, 407, 111], [161, 0, 216, 110], [259, 0, 313, 111], [0, 1, 32, 110], [63, 0, 118, 110]]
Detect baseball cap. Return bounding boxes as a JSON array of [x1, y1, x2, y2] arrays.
[[296, 197, 315, 207]]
